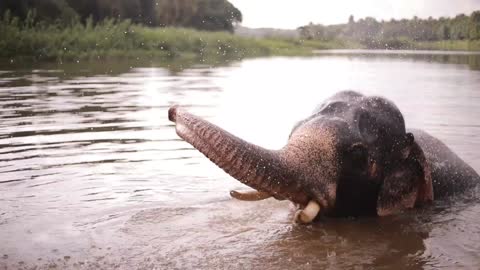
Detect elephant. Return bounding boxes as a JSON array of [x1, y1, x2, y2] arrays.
[[168, 91, 480, 224]]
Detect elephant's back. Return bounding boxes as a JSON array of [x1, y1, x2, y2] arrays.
[[410, 129, 480, 199]]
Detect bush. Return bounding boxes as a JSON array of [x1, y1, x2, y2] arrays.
[[0, 11, 325, 61]]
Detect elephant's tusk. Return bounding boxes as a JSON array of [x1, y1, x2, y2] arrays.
[[294, 200, 321, 224], [230, 190, 272, 201]]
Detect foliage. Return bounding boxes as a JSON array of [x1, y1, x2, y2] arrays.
[[187, 0, 242, 32], [2, 4, 480, 62], [471, 11, 480, 40], [0, 12, 349, 61], [0, 0, 79, 24], [299, 12, 480, 49], [0, 0, 242, 32]]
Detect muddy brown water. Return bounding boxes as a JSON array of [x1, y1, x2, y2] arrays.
[[1, 51, 480, 269]]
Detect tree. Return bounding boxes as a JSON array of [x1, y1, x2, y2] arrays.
[[188, 0, 242, 32], [0, 0, 78, 24], [137, 0, 157, 25], [470, 11, 480, 40], [438, 24, 450, 40], [348, 15, 354, 24], [1, 0, 243, 32], [298, 10, 480, 48]]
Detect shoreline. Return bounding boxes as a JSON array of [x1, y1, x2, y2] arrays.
[[1, 20, 480, 63], [313, 49, 480, 55], [1, 7, 480, 63]]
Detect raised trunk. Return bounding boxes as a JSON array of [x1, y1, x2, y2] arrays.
[[168, 106, 309, 204]]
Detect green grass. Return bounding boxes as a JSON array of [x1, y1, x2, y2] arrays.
[[1, 14, 479, 63], [0, 12, 365, 62], [0, 16, 352, 62]]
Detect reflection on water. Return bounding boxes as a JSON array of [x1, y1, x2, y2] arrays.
[[315, 49, 480, 71], [1, 50, 480, 269]]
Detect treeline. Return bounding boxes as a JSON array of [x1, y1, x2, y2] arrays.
[[0, 0, 242, 32], [299, 12, 480, 49]]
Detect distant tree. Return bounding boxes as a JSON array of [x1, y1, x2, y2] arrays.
[[450, 14, 469, 40], [137, 0, 157, 25], [470, 11, 480, 40], [298, 23, 315, 40], [348, 15, 354, 24], [1, 0, 242, 32], [0, 0, 78, 24], [298, 10, 480, 48], [155, 0, 197, 27], [439, 24, 451, 40], [188, 0, 242, 32]]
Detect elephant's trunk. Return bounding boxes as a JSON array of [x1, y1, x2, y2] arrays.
[[168, 106, 309, 205]]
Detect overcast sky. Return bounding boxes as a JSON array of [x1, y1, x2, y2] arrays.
[[229, 0, 480, 29]]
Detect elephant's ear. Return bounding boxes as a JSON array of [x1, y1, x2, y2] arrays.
[[377, 140, 431, 216]]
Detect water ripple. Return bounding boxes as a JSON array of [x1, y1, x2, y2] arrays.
[[1, 55, 480, 269]]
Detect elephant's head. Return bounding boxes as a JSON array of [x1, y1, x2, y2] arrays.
[[168, 91, 433, 222]]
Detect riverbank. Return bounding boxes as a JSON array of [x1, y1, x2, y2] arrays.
[[0, 18, 355, 62], [412, 40, 480, 51], [346, 38, 480, 51], [1, 18, 479, 62]]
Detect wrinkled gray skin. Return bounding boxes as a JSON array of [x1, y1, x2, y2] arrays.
[[168, 91, 480, 221]]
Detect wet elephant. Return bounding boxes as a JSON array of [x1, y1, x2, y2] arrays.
[[168, 91, 480, 223]]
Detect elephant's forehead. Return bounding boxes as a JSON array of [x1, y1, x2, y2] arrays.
[[313, 95, 406, 135], [315, 95, 400, 117]]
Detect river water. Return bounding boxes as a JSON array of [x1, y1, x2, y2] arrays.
[[1, 51, 480, 269]]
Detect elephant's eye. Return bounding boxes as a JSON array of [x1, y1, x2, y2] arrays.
[[347, 143, 369, 171], [406, 132, 414, 145]]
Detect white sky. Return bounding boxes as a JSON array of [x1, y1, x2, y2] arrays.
[[229, 0, 480, 29]]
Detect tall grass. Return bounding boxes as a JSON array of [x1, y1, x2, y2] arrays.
[[1, 13, 144, 60], [3, 11, 477, 62], [0, 12, 350, 61], [0, 12, 360, 59]]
